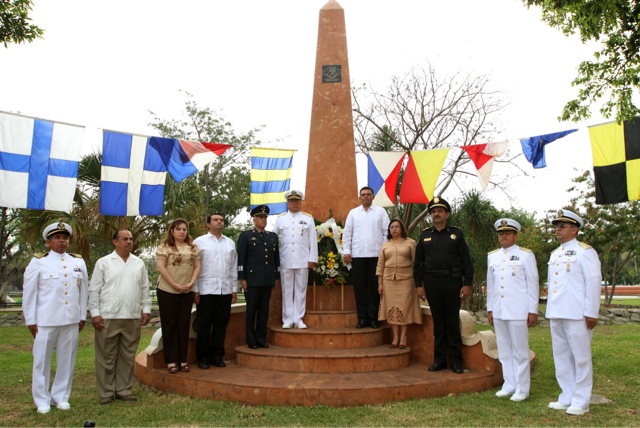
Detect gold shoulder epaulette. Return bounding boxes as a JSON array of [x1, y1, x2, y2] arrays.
[[69, 253, 83, 258], [488, 248, 500, 255], [34, 252, 48, 259], [277, 212, 287, 217], [520, 247, 533, 253], [302, 211, 313, 217], [578, 242, 593, 250]]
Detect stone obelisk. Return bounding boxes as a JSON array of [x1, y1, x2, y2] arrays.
[[304, 0, 358, 223]]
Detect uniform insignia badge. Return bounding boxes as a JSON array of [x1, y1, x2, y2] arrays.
[[564, 250, 576, 256], [251, 237, 257, 240], [57, 221, 65, 229], [509, 255, 519, 261], [558, 209, 564, 217], [501, 219, 508, 227], [424, 237, 431, 241], [434, 197, 440, 203], [450, 234, 456, 240]]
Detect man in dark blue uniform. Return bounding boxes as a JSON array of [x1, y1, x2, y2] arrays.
[[413, 197, 474, 374], [237, 205, 280, 349]]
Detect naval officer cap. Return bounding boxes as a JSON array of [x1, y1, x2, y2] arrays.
[[43, 221, 72, 240], [427, 197, 451, 213], [551, 209, 584, 228], [285, 190, 304, 201], [250, 205, 270, 217], [494, 218, 521, 233]]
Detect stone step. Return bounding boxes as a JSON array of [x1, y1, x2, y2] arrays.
[[235, 344, 410, 373], [302, 310, 358, 328], [268, 325, 388, 349], [135, 353, 496, 407]]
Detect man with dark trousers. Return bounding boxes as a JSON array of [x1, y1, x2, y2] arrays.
[[414, 197, 474, 374], [237, 205, 280, 349], [194, 213, 238, 369], [343, 186, 390, 328]]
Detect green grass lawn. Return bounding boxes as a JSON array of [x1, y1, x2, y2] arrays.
[[0, 322, 639, 427]]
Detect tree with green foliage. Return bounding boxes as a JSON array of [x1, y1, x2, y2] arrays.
[[0, 0, 43, 47], [448, 191, 500, 311], [521, 0, 640, 122], [565, 170, 640, 304]]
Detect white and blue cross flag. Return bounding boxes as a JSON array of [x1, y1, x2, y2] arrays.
[[0, 112, 84, 212]]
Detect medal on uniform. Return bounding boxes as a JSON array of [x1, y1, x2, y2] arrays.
[[450, 234, 456, 240]]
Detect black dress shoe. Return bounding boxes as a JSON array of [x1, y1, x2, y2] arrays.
[[248, 343, 258, 349], [211, 360, 226, 368], [257, 343, 269, 348], [369, 321, 379, 328], [451, 366, 464, 374], [197, 360, 210, 370], [356, 320, 367, 328], [428, 362, 447, 372]]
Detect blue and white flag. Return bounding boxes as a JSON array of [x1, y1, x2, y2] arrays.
[[0, 112, 84, 212], [100, 131, 167, 216]]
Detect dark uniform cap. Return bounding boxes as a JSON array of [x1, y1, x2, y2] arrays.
[[250, 205, 270, 217], [43, 222, 72, 240], [551, 209, 583, 228], [494, 218, 521, 232], [428, 197, 451, 213]]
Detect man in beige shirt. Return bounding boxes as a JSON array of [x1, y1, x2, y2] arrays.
[[89, 230, 151, 405]]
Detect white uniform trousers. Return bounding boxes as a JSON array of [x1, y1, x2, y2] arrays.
[[494, 319, 530, 396], [32, 324, 79, 408], [550, 319, 593, 409], [281, 268, 309, 325]]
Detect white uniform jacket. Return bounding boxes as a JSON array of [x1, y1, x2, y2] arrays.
[[274, 211, 318, 269], [487, 245, 539, 320], [22, 251, 88, 327], [545, 238, 601, 320]]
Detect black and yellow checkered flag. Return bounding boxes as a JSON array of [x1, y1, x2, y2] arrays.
[[589, 118, 640, 205]]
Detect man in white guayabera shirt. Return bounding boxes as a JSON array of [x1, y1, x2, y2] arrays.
[[193, 213, 238, 369]]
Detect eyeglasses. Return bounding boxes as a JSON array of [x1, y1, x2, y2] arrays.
[[555, 224, 574, 230]]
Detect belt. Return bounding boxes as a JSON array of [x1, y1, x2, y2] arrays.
[[424, 270, 451, 277]]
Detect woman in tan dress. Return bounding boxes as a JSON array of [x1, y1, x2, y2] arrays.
[[156, 219, 201, 373], [377, 219, 423, 348]]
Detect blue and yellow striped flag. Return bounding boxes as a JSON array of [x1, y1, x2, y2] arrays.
[[250, 147, 296, 215]]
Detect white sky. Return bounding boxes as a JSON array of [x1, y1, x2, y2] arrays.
[[0, 0, 607, 217]]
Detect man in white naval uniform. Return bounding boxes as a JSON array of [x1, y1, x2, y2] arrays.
[[22, 222, 88, 414], [274, 190, 318, 329], [546, 209, 601, 416], [487, 218, 539, 402]]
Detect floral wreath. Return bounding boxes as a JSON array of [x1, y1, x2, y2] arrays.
[[313, 218, 350, 288]]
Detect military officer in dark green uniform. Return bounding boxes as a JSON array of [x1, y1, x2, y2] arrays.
[[237, 205, 280, 349], [413, 197, 474, 374]]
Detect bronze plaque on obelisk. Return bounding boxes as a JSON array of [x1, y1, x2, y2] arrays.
[[304, 0, 358, 223]]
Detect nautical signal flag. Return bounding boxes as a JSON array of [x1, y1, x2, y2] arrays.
[[0, 111, 83, 212], [149, 138, 232, 183], [588, 118, 640, 204], [519, 129, 577, 169], [100, 133, 231, 216], [399, 149, 449, 204], [250, 147, 295, 215], [100, 131, 167, 216], [367, 151, 405, 207], [462, 141, 509, 190]]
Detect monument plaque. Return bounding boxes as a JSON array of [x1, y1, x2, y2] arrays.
[[322, 65, 342, 83]]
